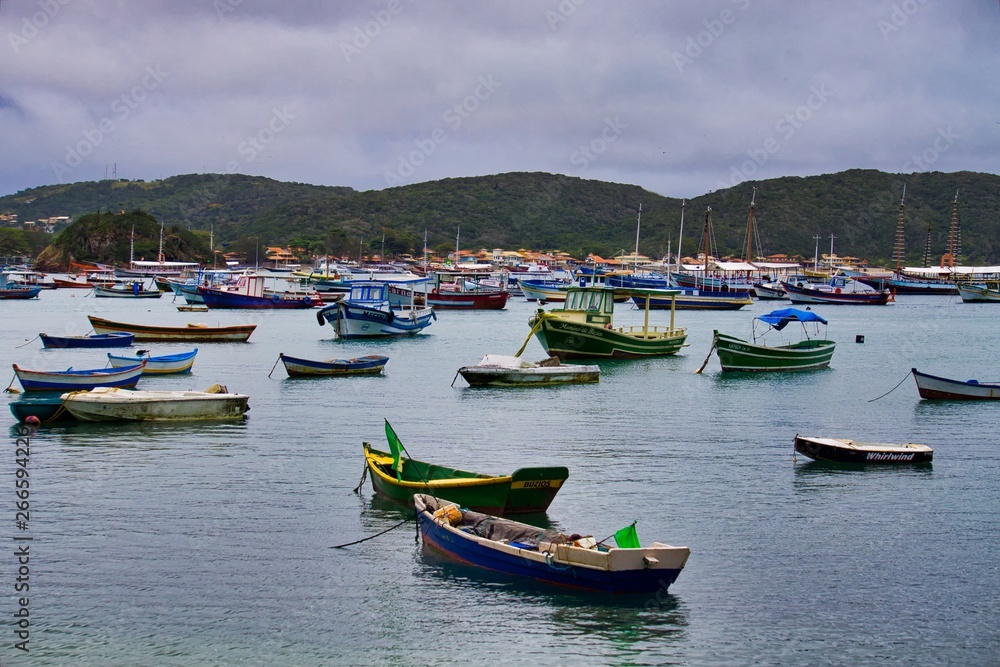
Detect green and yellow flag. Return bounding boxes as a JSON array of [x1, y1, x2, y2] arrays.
[[613, 521, 640, 549], [384, 419, 404, 481]]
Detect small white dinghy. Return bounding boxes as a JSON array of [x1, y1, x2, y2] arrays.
[[60, 384, 249, 422], [456, 354, 600, 387]]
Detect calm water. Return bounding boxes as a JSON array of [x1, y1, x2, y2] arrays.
[[1, 287, 998, 666]]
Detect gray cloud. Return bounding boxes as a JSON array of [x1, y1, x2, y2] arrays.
[[1, 0, 996, 198]]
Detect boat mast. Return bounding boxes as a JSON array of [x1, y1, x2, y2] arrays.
[[157, 222, 165, 263], [894, 183, 906, 272], [829, 234, 835, 269], [943, 190, 961, 269], [455, 225, 460, 269], [634, 203, 642, 274], [922, 225, 932, 268], [743, 187, 756, 262], [129, 224, 135, 269], [813, 235, 821, 271], [422, 229, 428, 273], [702, 207, 712, 285], [676, 199, 686, 275]]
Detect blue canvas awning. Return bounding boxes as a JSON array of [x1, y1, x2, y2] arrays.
[[757, 308, 827, 330]]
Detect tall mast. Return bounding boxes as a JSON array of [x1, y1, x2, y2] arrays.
[[829, 234, 836, 267], [455, 225, 460, 268], [634, 203, 642, 273], [813, 234, 821, 271], [944, 190, 961, 269], [158, 222, 165, 263], [422, 229, 428, 272], [702, 207, 712, 279], [676, 199, 686, 275], [743, 187, 756, 262], [129, 224, 134, 268], [894, 183, 906, 271], [922, 224, 932, 268]]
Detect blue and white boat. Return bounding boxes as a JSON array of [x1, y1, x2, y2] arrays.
[[277, 353, 388, 377], [107, 349, 198, 375], [414, 494, 690, 594], [315, 281, 435, 339], [12, 361, 145, 392]]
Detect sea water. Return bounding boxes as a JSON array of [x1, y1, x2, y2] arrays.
[[1, 289, 997, 665]]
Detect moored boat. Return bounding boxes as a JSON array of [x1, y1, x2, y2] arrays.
[[198, 274, 321, 309], [315, 281, 435, 338], [456, 354, 599, 387], [956, 282, 1000, 303], [364, 439, 568, 515], [39, 332, 135, 349], [93, 283, 163, 298], [60, 385, 249, 421], [782, 276, 892, 305], [528, 286, 688, 360], [793, 435, 933, 464], [88, 316, 257, 343], [278, 353, 388, 377], [13, 361, 145, 392], [709, 308, 835, 372], [9, 393, 77, 423], [415, 493, 690, 593], [107, 349, 198, 375], [911, 368, 1000, 399]]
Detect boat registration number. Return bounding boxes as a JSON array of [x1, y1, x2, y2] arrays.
[[510, 479, 564, 489]]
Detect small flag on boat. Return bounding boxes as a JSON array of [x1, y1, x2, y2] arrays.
[[384, 419, 404, 481], [614, 521, 640, 549]]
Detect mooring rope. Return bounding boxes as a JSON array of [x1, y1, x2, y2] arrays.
[[868, 370, 912, 402], [330, 512, 417, 549], [351, 462, 369, 494], [15, 334, 39, 349]]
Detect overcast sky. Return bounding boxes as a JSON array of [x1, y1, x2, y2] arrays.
[[1, 1, 997, 199]]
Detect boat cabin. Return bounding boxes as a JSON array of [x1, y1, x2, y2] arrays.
[[347, 281, 390, 305]]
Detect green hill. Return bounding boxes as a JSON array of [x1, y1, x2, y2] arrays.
[[2, 169, 998, 268]]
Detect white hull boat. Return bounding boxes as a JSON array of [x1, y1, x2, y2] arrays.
[[456, 354, 600, 387], [60, 386, 249, 421]]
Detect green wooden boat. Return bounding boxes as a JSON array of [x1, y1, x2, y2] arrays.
[[526, 286, 688, 360], [711, 307, 836, 372], [363, 442, 568, 515]]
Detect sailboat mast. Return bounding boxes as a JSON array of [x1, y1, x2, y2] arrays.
[[944, 190, 961, 269], [676, 200, 686, 275], [922, 225, 932, 268], [894, 183, 906, 271], [634, 203, 642, 274], [422, 229, 428, 273], [129, 224, 134, 268], [158, 222, 164, 263], [455, 225, 460, 269], [702, 207, 712, 283], [743, 187, 756, 262]]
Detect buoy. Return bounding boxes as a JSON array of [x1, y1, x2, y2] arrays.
[[25, 415, 40, 425], [856, 335, 865, 343]]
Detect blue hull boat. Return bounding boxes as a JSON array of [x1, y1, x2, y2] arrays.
[[39, 332, 135, 348], [414, 494, 689, 594], [107, 349, 197, 375], [12, 361, 145, 392], [278, 353, 388, 377], [9, 393, 76, 423]]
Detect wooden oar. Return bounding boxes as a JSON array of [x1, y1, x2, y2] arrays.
[[694, 336, 717, 374]]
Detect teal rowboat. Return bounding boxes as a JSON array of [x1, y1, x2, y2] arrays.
[[527, 286, 688, 360], [711, 307, 836, 372]]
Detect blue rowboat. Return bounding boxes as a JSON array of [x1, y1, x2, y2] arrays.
[[278, 353, 388, 377], [107, 349, 198, 375], [12, 361, 145, 392], [39, 332, 135, 348], [9, 393, 76, 423], [414, 494, 690, 594]]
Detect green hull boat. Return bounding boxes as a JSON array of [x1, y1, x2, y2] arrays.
[[363, 442, 568, 515], [709, 307, 836, 372], [527, 286, 688, 360]]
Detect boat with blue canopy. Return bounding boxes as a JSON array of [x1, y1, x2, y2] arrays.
[[704, 307, 836, 372]]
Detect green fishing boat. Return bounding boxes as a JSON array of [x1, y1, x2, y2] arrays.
[[710, 307, 836, 372], [526, 286, 688, 360], [363, 429, 568, 515]]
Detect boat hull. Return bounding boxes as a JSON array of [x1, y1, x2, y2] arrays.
[[530, 313, 687, 360], [318, 303, 434, 338], [783, 282, 891, 305], [279, 354, 388, 377], [636, 293, 753, 311], [9, 394, 76, 423], [956, 284, 1000, 303], [88, 316, 256, 342], [198, 288, 319, 309], [911, 368, 1000, 399], [714, 332, 835, 372], [794, 435, 933, 464], [60, 388, 249, 421], [415, 495, 689, 594], [365, 445, 567, 515], [13, 362, 145, 392], [0, 287, 41, 299], [426, 289, 509, 310], [40, 332, 135, 348], [107, 349, 198, 375], [458, 364, 600, 386]]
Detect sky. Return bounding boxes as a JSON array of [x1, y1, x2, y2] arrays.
[[1, 1, 998, 200]]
